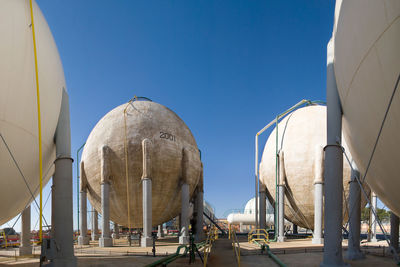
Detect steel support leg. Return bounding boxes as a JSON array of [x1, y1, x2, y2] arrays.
[[179, 183, 190, 244], [313, 146, 324, 244], [390, 212, 399, 252], [345, 162, 364, 260], [99, 182, 112, 247], [19, 206, 31, 256], [52, 89, 76, 266], [141, 139, 153, 247], [321, 39, 346, 267], [259, 185, 267, 231], [141, 178, 153, 247], [92, 209, 99, 241], [194, 186, 204, 242], [78, 191, 89, 245], [112, 223, 119, 239], [371, 192, 378, 242]]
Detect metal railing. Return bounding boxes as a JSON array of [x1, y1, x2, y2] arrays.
[[203, 226, 218, 267], [229, 227, 241, 267], [248, 228, 269, 244]]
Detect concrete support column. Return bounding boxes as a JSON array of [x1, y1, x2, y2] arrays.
[[141, 139, 153, 247], [239, 223, 244, 233], [19, 206, 31, 256], [194, 166, 204, 242], [321, 39, 345, 267], [313, 146, 324, 244], [99, 145, 112, 247], [91, 209, 99, 241], [277, 151, 286, 242], [78, 176, 89, 245], [157, 225, 164, 239], [52, 89, 76, 266], [390, 212, 399, 252], [179, 183, 190, 244], [141, 178, 152, 246], [112, 223, 119, 239], [370, 192, 378, 242], [259, 184, 267, 231], [194, 189, 204, 241], [179, 148, 190, 245], [345, 162, 365, 260]]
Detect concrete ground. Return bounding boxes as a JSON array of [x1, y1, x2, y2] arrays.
[[0, 236, 398, 266]]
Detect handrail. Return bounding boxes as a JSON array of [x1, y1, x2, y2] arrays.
[[203, 212, 227, 235], [0, 230, 7, 248], [203, 225, 218, 267], [230, 228, 241, 267], [248, 229, 269, 244], [145, 245, 188, 267]]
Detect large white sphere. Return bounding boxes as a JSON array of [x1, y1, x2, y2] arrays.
[[259, 106, 367, 229], [81, 100, 202, 227], [333, 1, 400, 216], [0, 0, 65, 225]]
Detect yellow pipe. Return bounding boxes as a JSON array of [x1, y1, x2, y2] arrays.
[[29, 0, 43, 244]]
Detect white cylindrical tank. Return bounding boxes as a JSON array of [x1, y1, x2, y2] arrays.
[[226, 197, 276, 226], [0, 0, 65, 225], [81, 100, 202, 227], [333, 0, 400, 216], [259, 106, 368, 229]]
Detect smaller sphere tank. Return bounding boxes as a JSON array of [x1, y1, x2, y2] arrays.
[[259, 105, 368, 229], [81, 99, 202, 227]]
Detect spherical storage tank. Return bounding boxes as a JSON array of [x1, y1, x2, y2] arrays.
[[81, 100, 202, 228], [0, 0, 65, 225], [259, 106, 368, 229], [333, 0, 400, 216]]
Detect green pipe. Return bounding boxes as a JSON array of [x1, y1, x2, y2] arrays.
[[253, 241, 286, 267], [267, 246, 287, 267], [145, 245, 188, 267], [76, 142, 85, 233]]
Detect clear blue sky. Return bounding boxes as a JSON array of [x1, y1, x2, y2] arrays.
[[4, 0, 368, 231]]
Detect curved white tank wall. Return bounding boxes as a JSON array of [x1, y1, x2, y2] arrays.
[[243, 197, 274, 215], [259, 106, 368, 229], [0, 0, 65, 225], [333, 0, 400, 216], [81, 100, 202, 227]]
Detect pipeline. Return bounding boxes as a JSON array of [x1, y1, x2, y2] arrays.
[[253, 240, 286, 267], [145, 245, 188, 267]]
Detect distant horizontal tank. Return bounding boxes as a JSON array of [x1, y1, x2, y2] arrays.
[[259, 105, 368, 229], [81, 99, 202, 227], [0, 0, 65, 225], [333, 0, 400, 216], [227, 197, 276, 226]]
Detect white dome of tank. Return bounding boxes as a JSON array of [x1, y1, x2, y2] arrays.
[[0, 0, 65, 225], [259, 105, 368, 229], [81, 100, 202, 227], [333, 0, 400, 216], [243, 197, 273, 215]]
